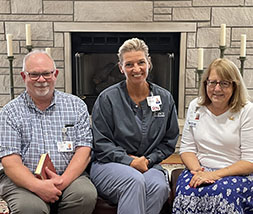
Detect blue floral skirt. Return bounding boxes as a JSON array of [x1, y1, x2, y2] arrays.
[[172, 169, 253, 214]]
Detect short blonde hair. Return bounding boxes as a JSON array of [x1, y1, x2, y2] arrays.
[[198, 58, 249, 113], [117, 38, 150, 66]]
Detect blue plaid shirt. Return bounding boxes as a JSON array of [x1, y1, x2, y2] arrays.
[[0, 90, 92, 175]]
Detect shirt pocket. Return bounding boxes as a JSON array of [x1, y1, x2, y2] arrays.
[[64, 127, 77, 143]]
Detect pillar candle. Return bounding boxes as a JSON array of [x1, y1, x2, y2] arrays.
[[45, 48, 51, 56], [220, 24, 226, 46], [197, 48, 203, 70], [6, 34, 13, 57], [240, 34, 246, 57], [26, 24, 31, 46]]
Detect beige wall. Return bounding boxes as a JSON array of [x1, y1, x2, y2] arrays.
[[0, 0, 253, 116]]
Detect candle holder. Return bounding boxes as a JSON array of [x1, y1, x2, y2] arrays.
[[219, 45, 226, 58], [7, 56, 15, 100], [25, 45, 33, 52], [196, 69, 204, 89], [238, 56, 246, 77]]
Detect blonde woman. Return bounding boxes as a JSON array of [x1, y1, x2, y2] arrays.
[[173, 58, 253, 213], [90, 38, 179, 214]]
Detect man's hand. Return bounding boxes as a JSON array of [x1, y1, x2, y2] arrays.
[[34, 175, 63, 203], [45, 167, 66, 191], [130, 156, 149, 173]]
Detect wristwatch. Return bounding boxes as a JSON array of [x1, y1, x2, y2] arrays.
[[146, 157, 152, 168]]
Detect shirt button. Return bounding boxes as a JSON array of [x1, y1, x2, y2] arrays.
[[135, 105, 138, 108]]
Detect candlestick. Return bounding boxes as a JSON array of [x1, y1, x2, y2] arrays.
[[45, 48, 51, 56], [240, 34, 246, 57], [196, 69, 204, 89], [25, 45, 33, 53], [7, 56, 15, 100], [219, 45, 226, 58], [6, 34, 13, 57], [220, 24, 226, 46], [26, 24, 31, 46], [239, 56, 246, 77], [197, 48, 203, 70]]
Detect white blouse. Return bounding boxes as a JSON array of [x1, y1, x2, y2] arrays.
[[180, 98, 253, 169]]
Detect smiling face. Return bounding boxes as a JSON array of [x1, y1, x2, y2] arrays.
[[207, 69, 233, 110], [21, 53, 58, 102], [118, 50, 150, 86]]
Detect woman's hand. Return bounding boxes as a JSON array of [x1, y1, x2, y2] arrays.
[[189, 170, 220, 188], [129, 155, 149, 173]]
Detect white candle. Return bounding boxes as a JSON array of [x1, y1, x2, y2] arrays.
[[220, 24, 226, 46], [6, 34, 13, 57], [45, 48, 51, 56], [26, 24, 31, 46], [240, 34, 246, 57], [197, 48, 203, 70]]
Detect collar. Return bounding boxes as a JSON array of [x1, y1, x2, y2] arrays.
[[25, 90, 57, 112]]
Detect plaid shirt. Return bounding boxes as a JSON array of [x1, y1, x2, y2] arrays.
[[0, 90, 92, 175]]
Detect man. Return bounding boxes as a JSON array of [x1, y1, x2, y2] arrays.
[[0, 50, 97, 214]]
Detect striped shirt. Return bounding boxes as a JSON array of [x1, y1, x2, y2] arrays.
[[0, 90, 92, 175]]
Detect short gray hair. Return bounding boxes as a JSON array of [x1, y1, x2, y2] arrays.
[[22, 49, 56, 72]]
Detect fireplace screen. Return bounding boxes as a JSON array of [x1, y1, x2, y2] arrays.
[[72, 32, 180, 113]]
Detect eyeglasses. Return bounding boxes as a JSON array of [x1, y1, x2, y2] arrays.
[[206, 80, 232, 89], [25, 71, 55, 81]]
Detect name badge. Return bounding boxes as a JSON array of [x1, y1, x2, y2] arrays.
[[57, 141, 73, 152], [188, 112, 200, 127], [147, 95, 162, 106]]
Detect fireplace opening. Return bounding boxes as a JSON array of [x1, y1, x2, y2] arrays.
[[71, 32, 180, 114]]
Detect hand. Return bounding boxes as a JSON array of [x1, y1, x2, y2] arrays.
[[45, 167, 66, 191], [189, 170, 219, 188], [130, 156, 149, 173], [34, 172, 63, 203]]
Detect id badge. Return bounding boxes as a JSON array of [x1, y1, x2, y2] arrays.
[[188, 112, 200, 127], [147, 95, 162, 106], [57, 141, 73, 152]]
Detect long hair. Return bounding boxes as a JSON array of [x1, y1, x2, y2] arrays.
[[198, 58, 249, 113]]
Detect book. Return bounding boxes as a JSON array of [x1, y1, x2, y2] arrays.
[[34, 153, 56, 180]]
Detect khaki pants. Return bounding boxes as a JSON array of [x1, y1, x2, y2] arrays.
[[0, 173, 97, 214]]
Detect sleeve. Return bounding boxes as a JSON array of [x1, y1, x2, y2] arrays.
[[147, 98, 179, 167], [91, 93, 133, 165], [0, 106, 22, 158], [75, 99, 93, 148], [240, 102, 253, 163], [179, 99, 198, 154]]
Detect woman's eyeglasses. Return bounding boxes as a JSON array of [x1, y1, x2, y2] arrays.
[[206, 80, 232, 89], [25, 71, 55, 81]]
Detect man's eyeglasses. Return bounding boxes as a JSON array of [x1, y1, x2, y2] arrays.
[[25, 71, 55, 81], [206, 80, 232, 89]]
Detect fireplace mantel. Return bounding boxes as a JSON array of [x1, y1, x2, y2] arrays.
[[55, 22, 196, 32], [55, 22, 196, 119]]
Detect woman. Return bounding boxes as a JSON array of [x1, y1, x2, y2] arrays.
[[90, 38, 179, 214], [173, 58, 253, 213]]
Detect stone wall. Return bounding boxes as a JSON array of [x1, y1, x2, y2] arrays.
[[0, 0, 253, 113]]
